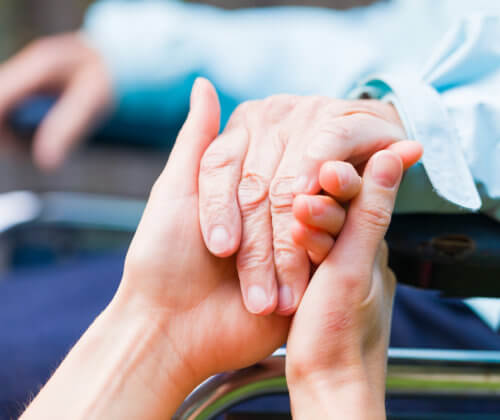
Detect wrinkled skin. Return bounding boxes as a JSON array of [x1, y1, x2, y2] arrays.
[[198, 94, 407, 315]]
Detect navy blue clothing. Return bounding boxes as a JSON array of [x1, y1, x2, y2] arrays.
[[0, 253, 499, 418], [0, 253, 123, 419]]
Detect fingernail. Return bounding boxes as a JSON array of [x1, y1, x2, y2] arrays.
[[247, 285, 269, 314], [308, 198, 323, 217], [278, 285, 294, 311], [371, 152, 401, 188], [209, 225, 229, 254], [334, 163, 349, 191]]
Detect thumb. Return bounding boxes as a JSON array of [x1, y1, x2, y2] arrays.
[[329, 150, 403, 286], [161, 78, 221, 196]]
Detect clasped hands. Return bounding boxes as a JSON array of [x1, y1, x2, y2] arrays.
[[22, 79, 421, 420], [124, 79, 421, 418]]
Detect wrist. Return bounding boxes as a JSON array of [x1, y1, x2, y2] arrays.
[[23, 291, 201, 420], [105, 292, 203, 414], [288, 370, 385, 420]]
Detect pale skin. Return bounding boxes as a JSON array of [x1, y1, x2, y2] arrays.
[[21, 79, 421, 419], [0, 33, 113, 170], [198, 93, 420, 316], [1, 33, 419, 319]]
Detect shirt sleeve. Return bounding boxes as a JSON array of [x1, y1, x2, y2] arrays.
[[81, 0, 406, 129], [348, 13, 500, 221]]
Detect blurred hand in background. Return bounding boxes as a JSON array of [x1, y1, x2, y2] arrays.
[[0, 32, 113, 170]]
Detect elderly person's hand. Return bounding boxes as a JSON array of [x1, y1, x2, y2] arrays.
[[0, 33, 113, 170], [22, 79, 288, 420], [198, 95, 412, 315], [286, 150, 403, 419]]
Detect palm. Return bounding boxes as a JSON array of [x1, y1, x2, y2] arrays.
[[124, 190, 289, 379]]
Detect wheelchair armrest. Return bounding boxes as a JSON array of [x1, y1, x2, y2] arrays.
[[0, 191, 144, 233], [174, 347, 500, 419], [0, 191, 145, 270]]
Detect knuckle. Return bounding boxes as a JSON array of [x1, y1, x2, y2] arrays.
[[276, 127, 289, 151], [358, 203, 393, 231], [200, 146, 236, 175], [234, 100, 257, 118], [336, 268, 366, 294], [320, 118, 354, 143], [274, 245, 296, 267], [269, 176, 295, 212], [320, 99, 343, 119], [260, 95, 297, 123], [237, 247, 273, 273], [274, 245, 302, 277], [294, 95, 328, 119], [225, 102, 255, 128], [342, 99, 398, 122], [201, 192, 229, 218], [238, 173, 269, 213]]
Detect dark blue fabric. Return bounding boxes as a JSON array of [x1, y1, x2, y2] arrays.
[[390, 284, 500, 350], [0, 255, 499, 418], [0, 252, 123, 419]]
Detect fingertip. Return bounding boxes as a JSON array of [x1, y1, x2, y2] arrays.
[[369, 150, 403, 189], [308, 250, 325, 266], [319, 162, 342, 194], [291, 220, 334, 264], [292, 194, 309, 223], [206, 224, 240, 258], [319, 161, 362, 201], [291, 219, 308, 246], [190, 77, 221, 134], [386, 140, 423, 170], [245, 284, 277, 315]]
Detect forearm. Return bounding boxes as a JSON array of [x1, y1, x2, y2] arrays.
[[21, 295, 196, 420]]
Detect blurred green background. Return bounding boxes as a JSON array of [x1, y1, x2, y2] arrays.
[[0, 0, 376, 60]]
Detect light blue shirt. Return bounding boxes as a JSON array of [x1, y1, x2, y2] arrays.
[[83, 0, 500, 329]]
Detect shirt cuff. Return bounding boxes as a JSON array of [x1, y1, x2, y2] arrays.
[[348, 73, 481, 211]]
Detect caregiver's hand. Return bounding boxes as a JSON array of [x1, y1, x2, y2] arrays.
[[286, 150, 403, 419], [0, 32, 113, 170], [22, 79, 289, 420], [199, 95, 407, 315]]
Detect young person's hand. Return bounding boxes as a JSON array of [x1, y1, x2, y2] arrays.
[[0, 33, 113, 170], [286, 150, 409, 419], [22, 79, 289, 420], [198, 95, 413, 315], [292, 141, 422, 265]]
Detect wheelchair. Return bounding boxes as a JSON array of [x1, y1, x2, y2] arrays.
[[3, 98, 500, 419]]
